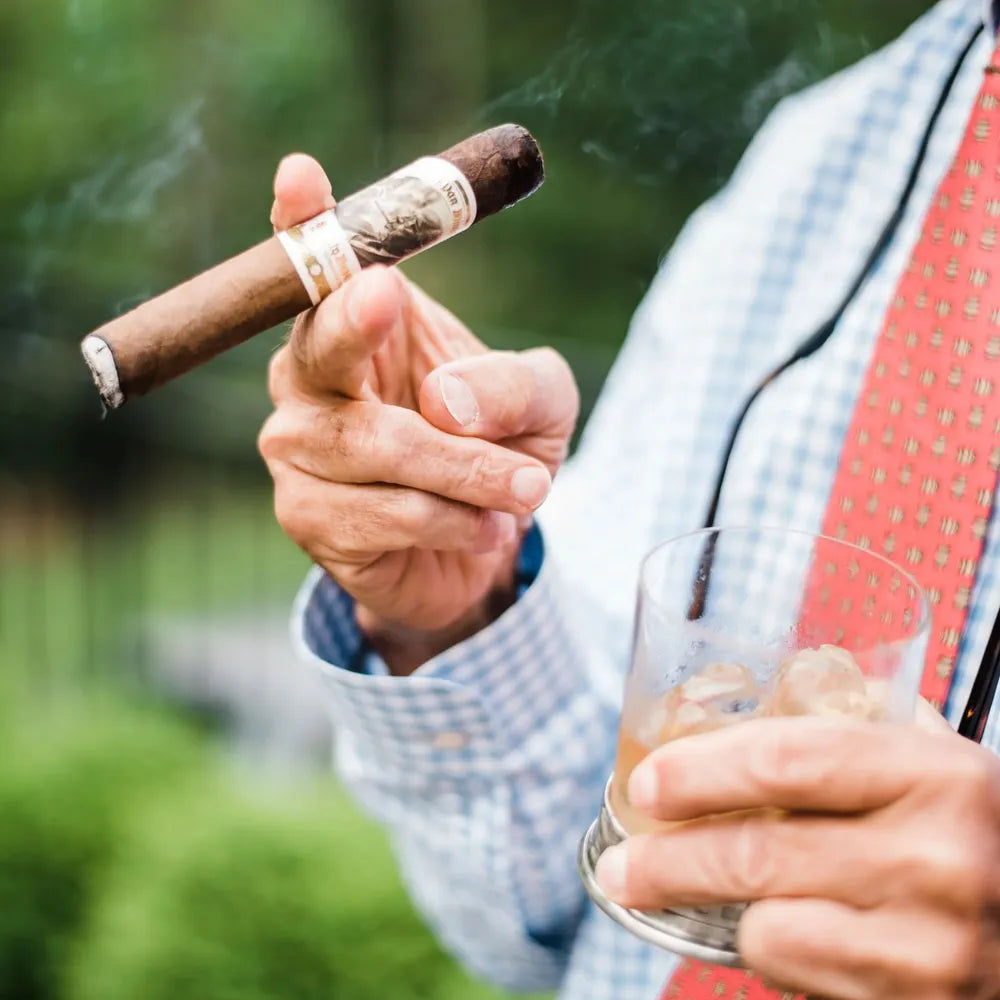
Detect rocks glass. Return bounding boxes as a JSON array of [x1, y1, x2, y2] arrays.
[[578, 526, 931, 966]]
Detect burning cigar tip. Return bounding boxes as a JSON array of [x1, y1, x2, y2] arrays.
[[442, 124, 545, 219], [81, 335, 124, 410]]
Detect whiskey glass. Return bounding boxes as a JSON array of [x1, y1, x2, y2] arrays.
[[578, 526, 931, 965]]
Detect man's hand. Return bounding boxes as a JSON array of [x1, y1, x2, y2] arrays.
[[258, 154, 579, 673], [595, 717, 1000, 999]]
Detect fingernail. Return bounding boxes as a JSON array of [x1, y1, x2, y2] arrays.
[[595, 845, 628, 898], [510, 467, 551, 510], [438, 372, 479, 427], [627, 763, 659, 812]]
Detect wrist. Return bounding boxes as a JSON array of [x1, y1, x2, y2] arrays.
[[357, 579, 517, 677], [357, 547, 521, 675], [355, 522, 542, 676]]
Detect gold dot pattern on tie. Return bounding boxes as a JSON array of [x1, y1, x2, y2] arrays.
[[661, 45, 1000, 1000]]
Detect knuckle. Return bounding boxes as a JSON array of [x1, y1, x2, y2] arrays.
[[535, 344, 574, 378], [267, 346, 297, 404], [530, 344, 567, 375], [272, 483, 312, 544], [730, 814, 781, 899], [393, 491, 439, 537], [382, 412, 419, 471], [736, 901, 791, 970], [748, 725, 819, 797], [931, 841, 983, 908], [331, 530, 373, 564], [891, 832, 981, 911], [257, 411, 290, 463], [257, 419, 276, 463], [951, 748, 1000, 805], [480, 353, 534, 432], [257, 403, 323, 465], [531, 345, 580, 406], [409, 495, 478, 546], [457, 449, 492, 496]]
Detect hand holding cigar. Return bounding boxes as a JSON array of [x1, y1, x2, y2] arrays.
[[258, 151, 579, 671], [81, 124, 544, 409]]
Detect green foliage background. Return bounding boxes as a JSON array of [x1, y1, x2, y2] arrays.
[[0, 1, 931, 997]]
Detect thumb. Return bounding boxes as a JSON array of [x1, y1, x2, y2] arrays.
[[288, 266, 406, 399], [270, 152, 336, 231], [419, 347, 579, 448]]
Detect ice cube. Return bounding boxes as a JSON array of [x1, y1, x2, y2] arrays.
[[678, 662, 756, 704], [635, 664, 760, 746], [634, 694, 677, 746], [634, 694, 720, 744], [661, 698, 727, 740], [768, 644, 867, 717], [812, 689, 885, 722]]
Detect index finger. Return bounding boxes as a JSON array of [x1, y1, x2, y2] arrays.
[[627, 717, 936, 820]]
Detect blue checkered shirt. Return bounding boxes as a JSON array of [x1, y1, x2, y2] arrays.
[[293, 2, 1000, 997]]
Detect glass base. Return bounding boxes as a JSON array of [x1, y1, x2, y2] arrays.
[[577, 776, 745, 968]]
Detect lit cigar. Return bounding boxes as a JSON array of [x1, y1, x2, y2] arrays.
[[81, 124, 545, 409]]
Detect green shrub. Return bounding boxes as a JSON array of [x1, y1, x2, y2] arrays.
[[0, 708, 207, 1000], [66, 777, 516, 1000]]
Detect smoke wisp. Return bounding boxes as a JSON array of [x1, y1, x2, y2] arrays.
[[486, 0, 869, 185]]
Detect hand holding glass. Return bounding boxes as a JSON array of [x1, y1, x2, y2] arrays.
[[578, 527, 931, 965]]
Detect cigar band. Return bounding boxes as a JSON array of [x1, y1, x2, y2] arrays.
[[331, 156, 477, 270], [376, 155, 477, 247], [277, 156, 476, 305], [277, 211, 362, 306]]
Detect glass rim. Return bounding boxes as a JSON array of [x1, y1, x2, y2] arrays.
[[637, 524, 933, 653]]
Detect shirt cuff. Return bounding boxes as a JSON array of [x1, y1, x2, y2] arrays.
[[291, 528, 596, 778]]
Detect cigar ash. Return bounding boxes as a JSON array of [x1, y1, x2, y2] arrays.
[[81, 335, 124, 410]]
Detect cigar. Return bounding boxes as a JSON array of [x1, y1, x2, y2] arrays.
[[81, 124, 545, 409]]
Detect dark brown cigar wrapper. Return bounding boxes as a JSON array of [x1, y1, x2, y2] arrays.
[[81, 124, 544, 409]]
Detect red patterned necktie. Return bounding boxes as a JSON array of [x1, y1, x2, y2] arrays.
[[661, 42, 1000, 1000]]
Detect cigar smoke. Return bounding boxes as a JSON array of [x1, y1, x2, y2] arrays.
[[15, 100, 202, 313], [67, 100, 206, 227], [486, 0, 867, 186]]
